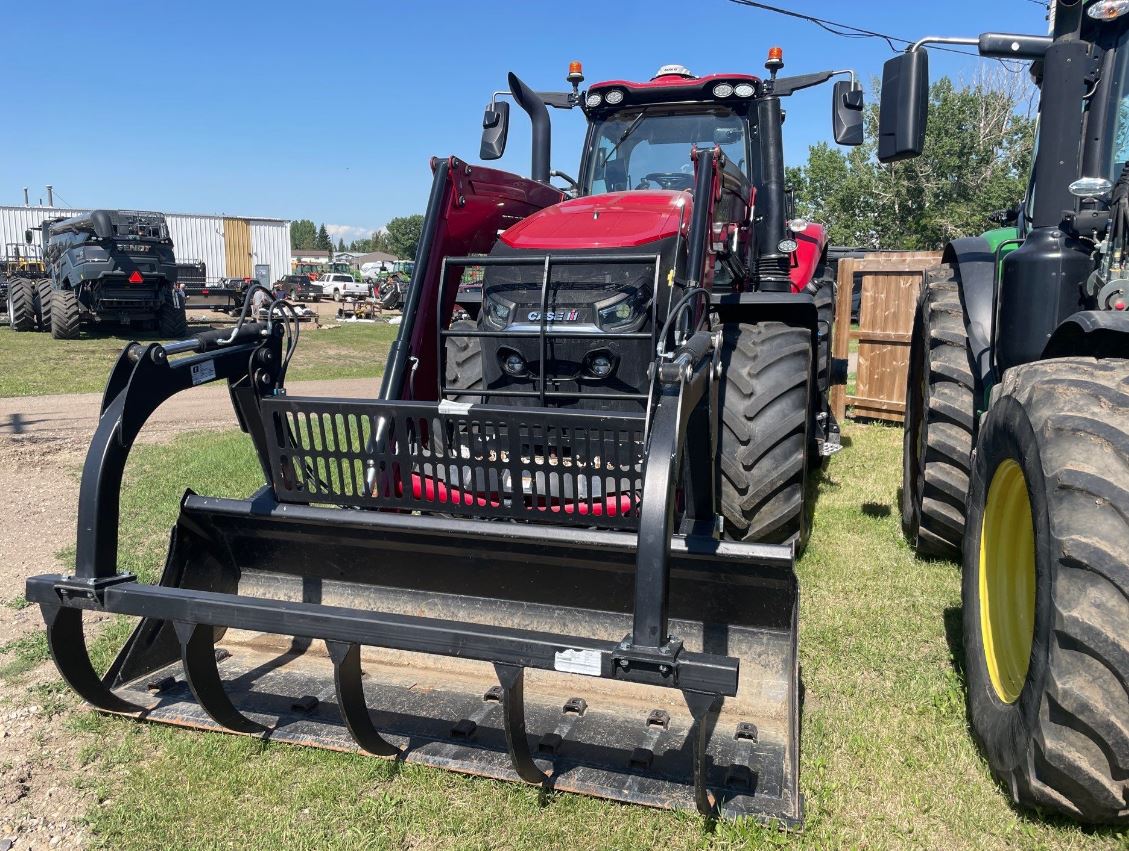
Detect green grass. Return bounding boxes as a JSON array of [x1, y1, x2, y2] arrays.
[[0, 321, 398, 397], [16, 423, 1111, 849]]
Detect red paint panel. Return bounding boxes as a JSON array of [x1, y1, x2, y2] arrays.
[[589, 73, 760, 92], [788, 223, 828, 292], [404, 157, 565, 401], [500, 190, 691, 250]]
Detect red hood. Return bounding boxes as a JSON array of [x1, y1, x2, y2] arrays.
[[499, 190, 691, 250]]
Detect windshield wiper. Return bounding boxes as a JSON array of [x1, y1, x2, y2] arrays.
[[605, 112, 646, 164]]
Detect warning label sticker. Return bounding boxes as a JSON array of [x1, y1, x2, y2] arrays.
[[553, 648, 602, 677], [190, 360, 217, 386]]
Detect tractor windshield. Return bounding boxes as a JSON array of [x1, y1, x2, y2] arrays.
[[582, 105, 749, 195]]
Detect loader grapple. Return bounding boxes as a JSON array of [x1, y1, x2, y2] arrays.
[[27, 156, 810, 825]]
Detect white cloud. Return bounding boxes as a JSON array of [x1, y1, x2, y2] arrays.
[[325, 224, 377, 242]]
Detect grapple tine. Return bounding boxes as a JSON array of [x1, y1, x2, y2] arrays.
[[41, 603, 147, 714], [173, 621, 267, 735], [492, 663, 548, 785], [684, 690, 723, 817], [325, 641, 401, 757]]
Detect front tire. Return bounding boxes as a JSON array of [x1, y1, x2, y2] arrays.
[[7, 278, 36, 331], [158, 300, 188, 339], [333, 289, 342, 302], [718, 322, 813, 550], [902, 266, 976, 559], [49, 288, 81, 339], [444, 319, 483, 403], [963, 358, 1128, 825]]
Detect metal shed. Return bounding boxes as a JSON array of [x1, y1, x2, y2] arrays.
[[0, 206, 290, 284]]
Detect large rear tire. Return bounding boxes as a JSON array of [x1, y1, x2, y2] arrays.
[[7, 278, 36, 332], [718, 322, 813, 550], [34, 278, 52, 333], [49, 288, 81, 339], [963, 358, 1128, 825], [444, 319, 483, 403], [158, 300, 188, 339], [901, 267, 976, 559]]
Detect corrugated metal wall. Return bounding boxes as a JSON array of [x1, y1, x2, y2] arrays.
[[0, 206, 288, 281], [166, 214, 226, 279], [249, 219, 290, 285]]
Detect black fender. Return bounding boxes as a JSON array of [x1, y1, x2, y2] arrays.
[[942, 237, 998, 394], [712, 291, 817, 333], [713, 290, 821, 387], [1043, 310, 1129, 359]]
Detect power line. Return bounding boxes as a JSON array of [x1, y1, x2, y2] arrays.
[[726, 0, 1020, 63]]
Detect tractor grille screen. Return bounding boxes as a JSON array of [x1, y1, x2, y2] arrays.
[[260, 397, 646, 529]]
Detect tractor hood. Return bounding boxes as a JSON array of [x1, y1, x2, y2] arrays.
[[499, 190, 691, 250]]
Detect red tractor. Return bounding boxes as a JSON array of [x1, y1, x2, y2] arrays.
[[28, 52, 862, 823]]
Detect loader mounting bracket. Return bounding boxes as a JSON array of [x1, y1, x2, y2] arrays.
[[612, 635, 685, 686]]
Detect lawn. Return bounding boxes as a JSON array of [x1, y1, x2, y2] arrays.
[[3, 423, 1121, 849], [0, 320, 399, 397]]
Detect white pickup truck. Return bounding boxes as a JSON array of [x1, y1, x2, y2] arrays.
[[317, 272, 368, 301]]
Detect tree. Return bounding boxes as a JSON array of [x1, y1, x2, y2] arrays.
[[337, 238, 346, 252], [787, 69, 1036, 249], [290, 219, 317, 250], [315, 224, 332, 251], [371, 230, 392, 254], [383, 215, 424, 259]]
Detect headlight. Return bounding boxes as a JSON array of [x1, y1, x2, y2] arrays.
[[604, 89, 624, 105], [483, 293, 512, 327], [734, 82, 755, 98], [712, 83, 734, 98], [598, 291, 645, 329], [585, 93, 603, 108]]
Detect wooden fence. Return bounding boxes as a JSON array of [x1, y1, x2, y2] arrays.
[[830, 251, 943, 423]]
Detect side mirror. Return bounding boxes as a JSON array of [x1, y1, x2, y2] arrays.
[[878, 50, 929, 162], [480, 100, 510, 160], [832, 80, 864, 146], [24, 229, 32, 244]]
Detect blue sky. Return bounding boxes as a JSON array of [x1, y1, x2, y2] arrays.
[[4, 1, 1047, 242]]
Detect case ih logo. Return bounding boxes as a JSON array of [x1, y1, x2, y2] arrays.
[[527, 309, 579, 322]]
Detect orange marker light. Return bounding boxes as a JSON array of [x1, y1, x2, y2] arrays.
[[768, 46, 783, 62], [569, 61, 583, 75], [567, 60, 584, 86]]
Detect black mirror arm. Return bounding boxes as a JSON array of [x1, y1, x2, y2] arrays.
[[537, 91, 577, 109], [907, 33, 1051, 60], [770, 71, 833, 97]]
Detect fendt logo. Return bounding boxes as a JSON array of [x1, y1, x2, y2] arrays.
[[527, 309, 579, 322], [116, 243, 150, 252]]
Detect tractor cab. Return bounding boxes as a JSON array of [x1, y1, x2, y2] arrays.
[[579, 67, 761, 193], [460, 54, 864, 412]]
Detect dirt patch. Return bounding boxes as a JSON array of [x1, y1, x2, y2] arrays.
[[0, 439, 82, 646], [0, 696, 94, 850], [0, 377, 376, 446], [0, 439, 93, 849]]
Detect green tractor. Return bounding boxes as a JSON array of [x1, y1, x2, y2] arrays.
[[886, 1, 1127, 826]]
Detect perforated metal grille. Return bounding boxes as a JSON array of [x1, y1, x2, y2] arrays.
[[260, 398, 646, 529]]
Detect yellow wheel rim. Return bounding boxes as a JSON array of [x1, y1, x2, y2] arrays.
[[979, 459, 1037, 704]]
